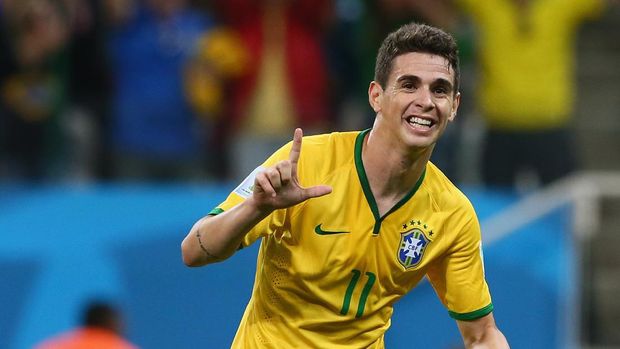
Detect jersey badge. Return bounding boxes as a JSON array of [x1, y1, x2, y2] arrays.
[[398, 223, 432, 269]]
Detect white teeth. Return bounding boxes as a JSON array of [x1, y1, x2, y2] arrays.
[[408, 117, 432, 127]]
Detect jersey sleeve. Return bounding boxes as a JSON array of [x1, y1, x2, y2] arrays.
[[208, 141, 294, 248], [426, 201, 493, 321]]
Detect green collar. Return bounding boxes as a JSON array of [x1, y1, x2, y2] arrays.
[[354, 129, 426, 235]]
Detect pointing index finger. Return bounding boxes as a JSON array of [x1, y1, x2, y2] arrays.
[[289, 128, 303, 165]]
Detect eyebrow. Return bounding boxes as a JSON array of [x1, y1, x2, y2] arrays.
[[396, 75, 454, 92], [396, 75, 420, 84], [432, 78, 454, 92]]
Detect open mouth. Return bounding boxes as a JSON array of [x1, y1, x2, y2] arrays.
[[406, 116, 435, 129]]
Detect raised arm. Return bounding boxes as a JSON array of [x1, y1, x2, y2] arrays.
[[457, 313, 510, 348], [181, 128, 332, 267]]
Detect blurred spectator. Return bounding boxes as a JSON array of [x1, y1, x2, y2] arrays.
[[103, 0, 217, 181], [454, 0, 606, 190], [183, 23, 248, 180], [214, 0, 333, 181], [35, 301, 138, 349], [183, 28, 247, 121], [0, 0, 71, 180], [63, 0, 113, 180]]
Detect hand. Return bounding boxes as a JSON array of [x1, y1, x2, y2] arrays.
[[250, 128, 332, 212]]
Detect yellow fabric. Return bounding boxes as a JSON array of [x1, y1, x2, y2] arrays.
[[215, 131, 491, 348], [2, 73, 60, 121], [184, 66, 222, 117], [184, 28, 247, 117], [198, 29, 248, 76], [458, 0, 603, 130], [242, 7, 295, 136]]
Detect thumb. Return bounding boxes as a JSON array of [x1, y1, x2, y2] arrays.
[[302, 185, 333, 200]]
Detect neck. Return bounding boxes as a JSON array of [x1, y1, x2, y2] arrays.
[[362, 129, 431, 200]]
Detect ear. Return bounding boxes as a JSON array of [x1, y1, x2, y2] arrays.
[[448, 91, 461, 122], [368, 81, 383, 113]]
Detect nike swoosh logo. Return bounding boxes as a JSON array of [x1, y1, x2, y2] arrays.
[[314, 224, 350, 235]]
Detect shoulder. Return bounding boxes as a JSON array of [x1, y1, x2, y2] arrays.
[[34, 330, 79, 349], [423, 162, 475, 215], [260, 130, 361, 175], [298, 130, 360, 164], [423, 164, 482, 247], [296, 130, 361, 182], [301, 130, 360, 149]]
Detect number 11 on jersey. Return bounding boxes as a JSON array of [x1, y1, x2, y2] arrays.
[[340, 269, 376, 318]]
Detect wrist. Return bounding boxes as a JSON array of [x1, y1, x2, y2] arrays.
[[242, 196, 274, 221]]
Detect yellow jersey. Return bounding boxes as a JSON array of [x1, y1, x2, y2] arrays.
[[211, 130, 492, 348], [457, 0, 603, 130]]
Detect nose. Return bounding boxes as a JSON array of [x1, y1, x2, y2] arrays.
[[413, 87, 434, 111]]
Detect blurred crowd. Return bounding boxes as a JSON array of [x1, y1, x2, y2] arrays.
[[0, 0, 610, 188]]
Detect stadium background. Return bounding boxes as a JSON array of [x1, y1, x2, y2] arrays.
[[2, 184, 574, 348], [1, 0, 620, 348]]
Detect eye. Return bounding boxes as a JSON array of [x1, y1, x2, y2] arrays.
[[433, 87, 448, 95], [401, 82, 415, 90]]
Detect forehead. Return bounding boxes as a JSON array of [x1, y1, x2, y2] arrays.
[[388, 52, 454, 84]]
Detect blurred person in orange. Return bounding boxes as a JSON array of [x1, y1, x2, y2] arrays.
[[35, 301, 138, 349]]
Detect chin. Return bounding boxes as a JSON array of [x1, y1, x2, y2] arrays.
[[400, 131, 435, 148]]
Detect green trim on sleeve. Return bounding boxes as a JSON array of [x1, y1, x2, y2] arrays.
[[207, 207, 241, 250], [208, 207, 224, 216], [448, 303, 494, 321]]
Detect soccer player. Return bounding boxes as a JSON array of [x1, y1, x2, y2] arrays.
[[181, 23, 510, 348]]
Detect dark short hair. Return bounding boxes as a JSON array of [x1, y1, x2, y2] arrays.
[[82, 302, 120, 330], [374, 23, 460, 94]]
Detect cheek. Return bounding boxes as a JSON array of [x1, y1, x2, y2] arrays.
[[382, 97, 403, 115], [392, 95, 413, 110], [437, 100, 454, 116]]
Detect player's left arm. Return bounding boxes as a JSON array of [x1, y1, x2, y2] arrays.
[[456, 312, 510, 348]]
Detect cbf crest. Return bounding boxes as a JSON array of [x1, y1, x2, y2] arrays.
[[398, 226, 431, 269]]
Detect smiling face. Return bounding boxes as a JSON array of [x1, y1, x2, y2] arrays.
[[369, 52, 460, 152]]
